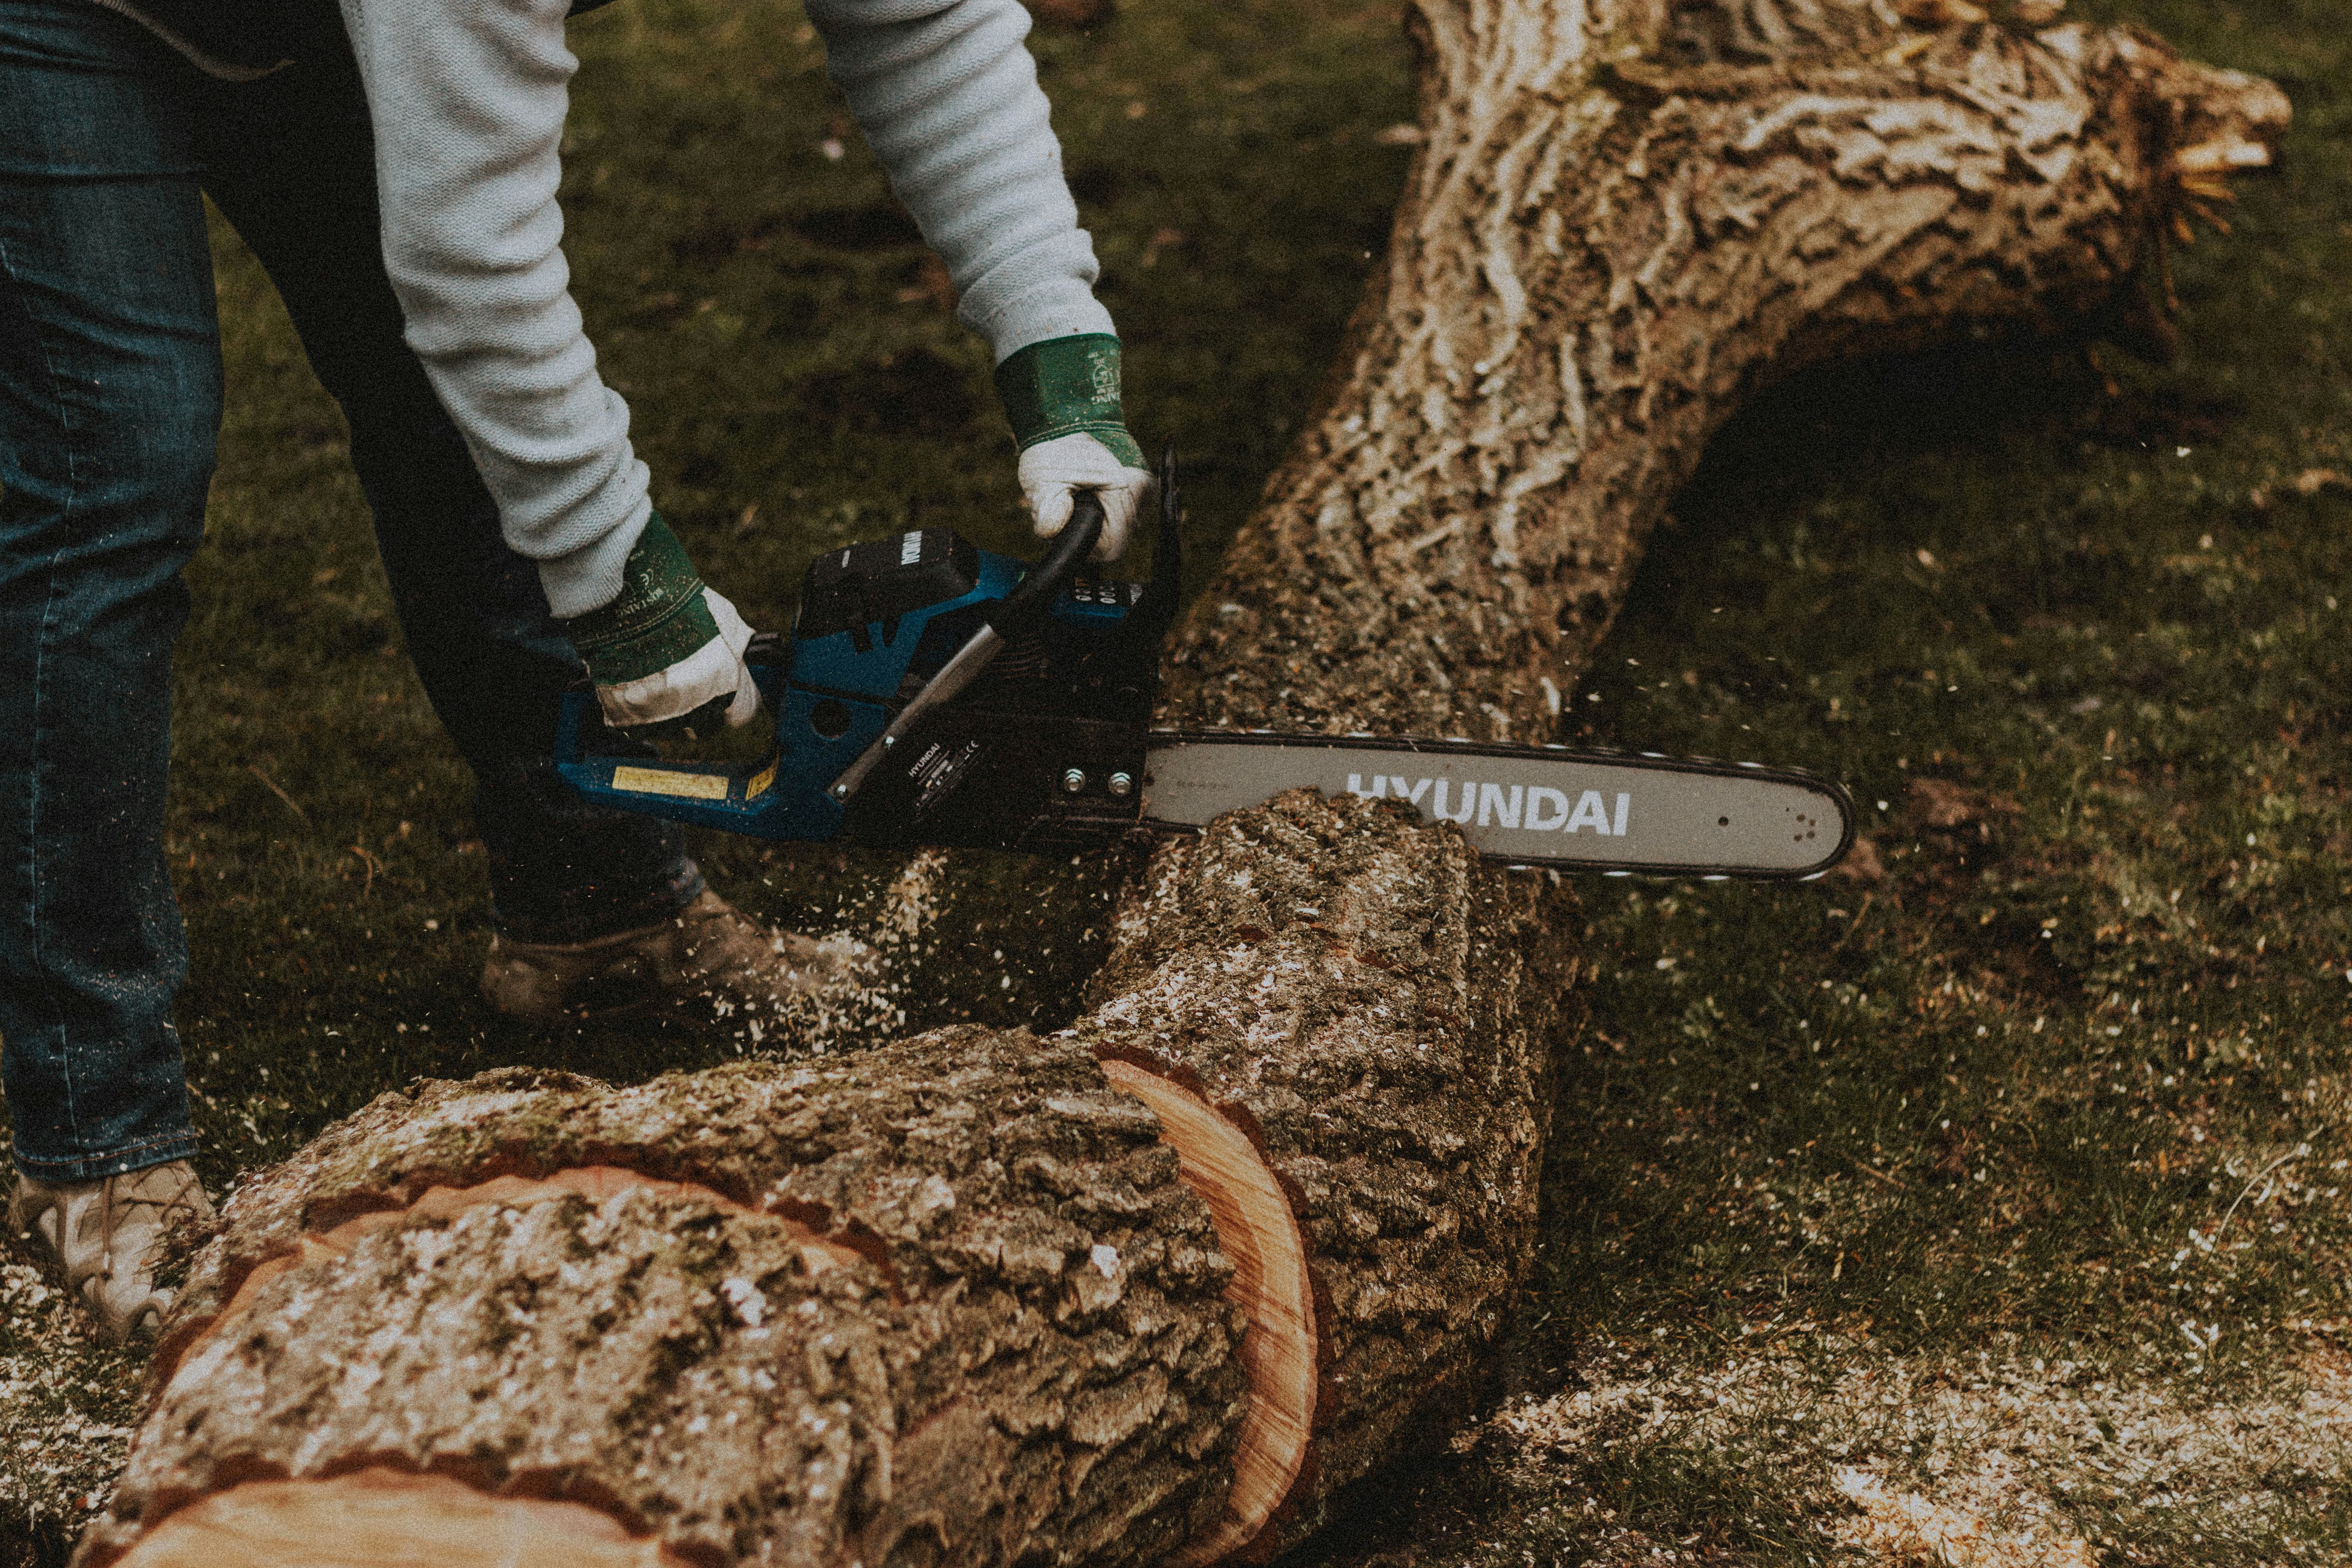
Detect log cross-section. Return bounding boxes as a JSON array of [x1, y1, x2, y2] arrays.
[[109, 1470, 691, 1568], [82, 0, 2285, 1563]]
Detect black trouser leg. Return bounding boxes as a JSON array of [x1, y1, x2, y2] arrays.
[[186, 38, 701, 941]]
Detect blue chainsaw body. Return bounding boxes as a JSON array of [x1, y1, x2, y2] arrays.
[[554, 506, 1173, 854]]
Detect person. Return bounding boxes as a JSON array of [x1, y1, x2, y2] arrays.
[[0, 0, 1151, 1342]]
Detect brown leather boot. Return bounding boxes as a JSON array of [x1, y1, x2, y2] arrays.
[[480, 888, 879, 1028], [8, 1159, 214, 1346]]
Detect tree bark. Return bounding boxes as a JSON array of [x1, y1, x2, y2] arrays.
[[87, 796, 1544, 1568], [1164, 0, 2288, 742], [80, 2, 2283, 1564], [96, 1038, 1252, 1568]]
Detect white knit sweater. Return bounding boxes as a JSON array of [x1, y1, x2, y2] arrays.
[[125, 0, 1116, 615]]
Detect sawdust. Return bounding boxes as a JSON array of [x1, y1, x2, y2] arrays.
[[869, 848, 949, 951], [1833, 1466, 2101, 1567], [0, 1263, 137, 1544], [725, 848, 951, 1054], [1478, 1335, 2352, 1565], [691, 848, 952, 1055]]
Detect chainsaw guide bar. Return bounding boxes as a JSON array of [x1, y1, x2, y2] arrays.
[[1142, 733, 1852, 879]]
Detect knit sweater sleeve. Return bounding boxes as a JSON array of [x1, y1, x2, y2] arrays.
[[334, 0, 648, 618], [335, 0, 1111, 617], [805, 0, 1115, 360]]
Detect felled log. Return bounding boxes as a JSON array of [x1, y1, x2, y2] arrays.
[[99, 1038, 1251, 1568], [86, 798, 1553, 1568], [80, 1, 2283, 1563], [1163, 0, 2289, 740]]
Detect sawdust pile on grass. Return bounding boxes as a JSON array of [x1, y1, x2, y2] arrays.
[[1476, 1335, 2352, 1564], [1833, 1467, 2102, 1567], [0, 1264, 138, 1548]]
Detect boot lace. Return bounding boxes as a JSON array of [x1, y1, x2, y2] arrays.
[[94, 1164, 207, 1284]]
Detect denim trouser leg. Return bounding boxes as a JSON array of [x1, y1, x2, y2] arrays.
[[0, 5, 209, 1181], [180, 39, 701, 944], [0, 1, 702, 1181]]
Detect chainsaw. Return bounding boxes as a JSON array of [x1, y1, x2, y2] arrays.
[[554, 455, 1853, 879]]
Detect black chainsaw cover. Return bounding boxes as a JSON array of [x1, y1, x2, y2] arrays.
[[779, 493, 1179, 855]]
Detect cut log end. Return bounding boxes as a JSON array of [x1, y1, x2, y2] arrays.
[[116, 1469, 688, 1568], [1099, 1060, 1317, 1564], [109, 1061, 1315, 1568]]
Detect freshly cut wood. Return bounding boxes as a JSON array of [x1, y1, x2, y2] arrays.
[[82, 1, 2285, 1564], [88, 791, 1508, 1568], [89, 1037, 1259, 1567], [1096, 1061, 1315, 1567], [114, 1065, 1316, 1568], [116, 1469, 689, 1568]]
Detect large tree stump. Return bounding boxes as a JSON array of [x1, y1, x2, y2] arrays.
[[79, 1, 2282, 1563]]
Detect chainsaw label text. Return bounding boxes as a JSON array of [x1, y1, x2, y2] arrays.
[[1346, 775, 1631, 835], [612, 764, 730, 802]]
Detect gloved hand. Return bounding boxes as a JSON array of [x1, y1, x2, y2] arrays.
[[562, 512, 761, 731], [995, 333, 1152, 562]]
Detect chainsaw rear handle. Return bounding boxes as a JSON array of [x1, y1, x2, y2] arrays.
[[552, 650, 788, 765], [987, 489, 1103, 635]]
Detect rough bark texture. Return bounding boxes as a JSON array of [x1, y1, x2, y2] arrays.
[[81, 0, 2284, 1563], [1162, 0, 2290, 743], [1078, 794, 1569, 1552], [89, 1039, 1248, 1567]]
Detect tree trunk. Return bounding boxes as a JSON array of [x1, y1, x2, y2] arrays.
[[1163, 0, 2288, 743], [86, 798, 1547, 1568], [80, 2, 2283, 1564]]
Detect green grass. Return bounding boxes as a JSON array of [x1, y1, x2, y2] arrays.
[[5, 0, 2352, 1562]]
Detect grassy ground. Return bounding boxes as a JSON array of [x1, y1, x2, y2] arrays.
[[2, 0, 2349, 1562]]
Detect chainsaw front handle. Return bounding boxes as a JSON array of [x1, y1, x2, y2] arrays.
[[987, 490, 1103, 634]]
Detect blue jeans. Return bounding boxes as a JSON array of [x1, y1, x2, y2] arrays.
[[0, 0, 698, 1182]]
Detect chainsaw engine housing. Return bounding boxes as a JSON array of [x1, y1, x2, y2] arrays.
[[553, 519, 1176, 853]]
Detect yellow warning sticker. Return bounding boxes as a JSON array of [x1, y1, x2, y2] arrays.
[[611, 766, 729, 801], [746, 760, 777, 800]]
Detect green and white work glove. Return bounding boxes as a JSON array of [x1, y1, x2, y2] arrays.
[[995, 333, 1152, 562], [564, 513, 761, 731]]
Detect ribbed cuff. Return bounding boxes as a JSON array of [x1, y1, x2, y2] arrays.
[[560, 514, 719, 684], [994, 334, 1145, 466], [970, 277, 1117, 367], [534, 494, 653, 620]]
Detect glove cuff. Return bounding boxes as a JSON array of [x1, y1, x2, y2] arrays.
[[562, 512, 721, 685], [995, 334, 1147, 468]]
